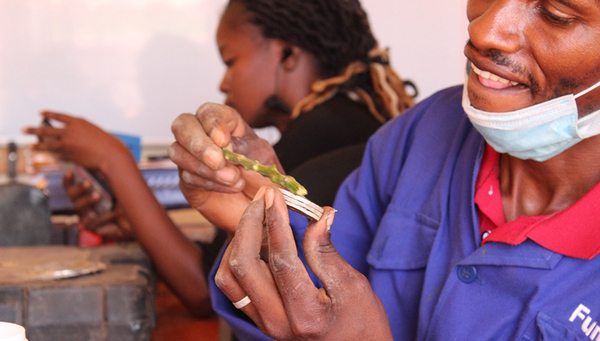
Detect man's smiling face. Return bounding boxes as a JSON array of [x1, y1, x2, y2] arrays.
[[464, 0, 600, 116]]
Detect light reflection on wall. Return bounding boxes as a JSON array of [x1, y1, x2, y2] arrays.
[[0, 0, 227, 143]]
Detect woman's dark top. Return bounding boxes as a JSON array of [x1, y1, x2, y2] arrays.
[[273, 93, 382, 206], [273, 93, 382, 173]]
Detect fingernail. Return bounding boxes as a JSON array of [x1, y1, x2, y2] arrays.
[[253, 187, 266, 201], [215, 167, 237, 184], [324, 208, 336, 232], [204, 147, 222, 170], [264, 187, 274, 210], [211, 129, 226, 147]]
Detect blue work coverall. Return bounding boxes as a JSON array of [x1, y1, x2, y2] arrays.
[[211, 86, 600, 341]]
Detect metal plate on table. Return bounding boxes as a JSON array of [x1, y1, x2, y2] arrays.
[[24, 260, 107, 280], [0, 259, 106, 282]]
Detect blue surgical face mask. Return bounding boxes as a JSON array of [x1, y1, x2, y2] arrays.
[[462, 70, 600, 162]]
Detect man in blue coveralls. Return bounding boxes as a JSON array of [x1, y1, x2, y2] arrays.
[[169, 0, 600, 339]]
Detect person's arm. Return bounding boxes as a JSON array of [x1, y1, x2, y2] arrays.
[[24, 112, 212, 318], [215, 186, 393, 340], [98, 142, 212, 318], [168, 103, 278, 233]]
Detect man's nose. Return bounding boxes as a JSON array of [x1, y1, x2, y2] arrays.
[[468, 0, 525, 55]]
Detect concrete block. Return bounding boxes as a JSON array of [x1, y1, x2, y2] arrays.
[[107, 323, 153, 341], [0, 287, 23, 324], [1, 245, 156, 341], [27, 323, 104, 341], [106, 285, 153, 323], [27, 287, 103, 326]]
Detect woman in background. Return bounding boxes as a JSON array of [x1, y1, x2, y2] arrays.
[[218, 0, 415, 174]]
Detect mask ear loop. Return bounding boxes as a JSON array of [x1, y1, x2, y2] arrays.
[[574, 79, 600, 99], [573, 78, 600, 138]]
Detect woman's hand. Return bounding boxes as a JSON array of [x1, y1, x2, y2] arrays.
[[63, 170, 134, 241], [169, 103, 279, 232], [23, 111, 130, 173], [24, 111, 136, 241], [215, 187, 394, 340]]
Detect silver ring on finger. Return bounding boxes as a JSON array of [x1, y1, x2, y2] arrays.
[[232, 295, 251, 309]]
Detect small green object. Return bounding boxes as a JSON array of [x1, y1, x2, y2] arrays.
[[222, 147, 308, 196]]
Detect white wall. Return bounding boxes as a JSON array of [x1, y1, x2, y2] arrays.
[[0, 0, 469, 145], [363, 0, 469, 100]]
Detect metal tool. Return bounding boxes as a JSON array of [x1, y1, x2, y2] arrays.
[[278, 188, 323, 221]]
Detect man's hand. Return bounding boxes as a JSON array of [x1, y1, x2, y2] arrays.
[[215, 187, 394, 340], [169, 103, 279, 232]]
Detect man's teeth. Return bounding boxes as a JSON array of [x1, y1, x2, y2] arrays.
[[471, 63, 519, 86]]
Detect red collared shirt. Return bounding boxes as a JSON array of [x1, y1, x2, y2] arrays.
[[475, 144, 600, 260]]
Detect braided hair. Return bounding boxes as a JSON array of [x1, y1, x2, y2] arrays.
[[228, 0, 416, 123]]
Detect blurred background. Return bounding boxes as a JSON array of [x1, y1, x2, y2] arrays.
[[0, 0, 469, 147]]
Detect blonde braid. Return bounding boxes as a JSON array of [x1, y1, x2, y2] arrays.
[[353, 88, 386, 123], [290, 61, 368, 119], [291, 47, 415, 122]]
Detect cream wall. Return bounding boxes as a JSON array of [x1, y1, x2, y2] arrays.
[[0, 0, 470, 145], [363, 0, 470, 101]]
